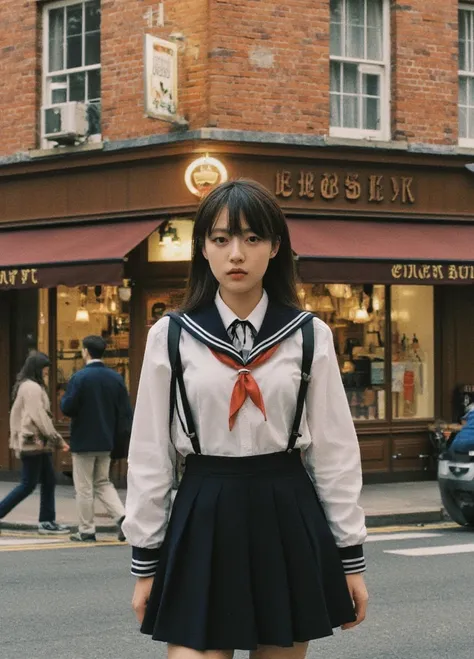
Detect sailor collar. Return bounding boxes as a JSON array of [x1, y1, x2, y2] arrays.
[[167, 301, 313, 366]]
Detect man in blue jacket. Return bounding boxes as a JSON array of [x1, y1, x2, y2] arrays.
[[60, 335, 133, 542]]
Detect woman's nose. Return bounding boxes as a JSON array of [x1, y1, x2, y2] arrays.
[[229, 237, 244, 261]]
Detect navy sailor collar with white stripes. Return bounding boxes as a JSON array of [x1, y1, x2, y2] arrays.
[[167, 297, 313, 366]]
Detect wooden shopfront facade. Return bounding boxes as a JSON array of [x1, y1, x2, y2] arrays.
[[1, 139, 474, 483]]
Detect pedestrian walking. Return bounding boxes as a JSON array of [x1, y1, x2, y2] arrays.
[[60, 335, 132, 542], [123, 179, 368, 658], [0, 351, 70, 535]]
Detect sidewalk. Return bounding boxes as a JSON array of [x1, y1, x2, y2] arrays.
[[0, 478, 445, 532]]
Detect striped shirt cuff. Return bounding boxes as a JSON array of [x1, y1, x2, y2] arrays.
[[338, 544, 366, 574], [131, 546, 160, 578]]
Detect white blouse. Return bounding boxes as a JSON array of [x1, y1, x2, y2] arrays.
[[123, 291, 367, 577]]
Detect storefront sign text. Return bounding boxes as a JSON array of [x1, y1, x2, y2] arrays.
[[0, 268, 39, 288], [276, 171, 415, 204], [391, 264, 474, 281]]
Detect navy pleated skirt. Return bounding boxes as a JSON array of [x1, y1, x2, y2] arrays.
[[141, 449, 355, 651]]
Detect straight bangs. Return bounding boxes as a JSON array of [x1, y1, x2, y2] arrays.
[[208, 184, 278, 243]]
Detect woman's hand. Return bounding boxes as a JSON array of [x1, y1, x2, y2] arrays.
[[132, 576, 154, 624], [341, 572, 368, 630]]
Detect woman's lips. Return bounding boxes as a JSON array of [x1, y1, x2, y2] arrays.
[[229, 272, 246, 280]]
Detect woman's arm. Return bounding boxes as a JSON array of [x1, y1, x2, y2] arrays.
[[302, 318, 367, 574], [122, 317, 177, 578], [25, 382, 61, 441]]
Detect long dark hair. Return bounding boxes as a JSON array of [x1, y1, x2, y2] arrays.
[[12, 351, 50, 402], [181, 179, 300, 313]]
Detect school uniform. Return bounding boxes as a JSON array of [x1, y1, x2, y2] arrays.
[[123, 289, 367, 651]]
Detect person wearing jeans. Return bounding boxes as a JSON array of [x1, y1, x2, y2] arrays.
[[60, 335, 132, 542], [0, 351, 70, 535]]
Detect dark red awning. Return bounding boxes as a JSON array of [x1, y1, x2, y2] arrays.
[[0, 219, 161, 289], [288, 219, 474, 284]]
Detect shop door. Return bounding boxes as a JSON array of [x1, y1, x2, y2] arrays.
[[437, 286, 474, 421]]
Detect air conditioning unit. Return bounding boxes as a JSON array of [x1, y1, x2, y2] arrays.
[[43, 102, 88, 145]]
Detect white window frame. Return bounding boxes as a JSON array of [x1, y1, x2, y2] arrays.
[[329, 0, 390, 141], [41, 0, 101, 148], [459, 4, 474, 147]]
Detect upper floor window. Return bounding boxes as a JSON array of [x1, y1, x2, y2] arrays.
[[459, 6, 474, 145], [330, 0, 389, 140], [42, 0, 101, 145]]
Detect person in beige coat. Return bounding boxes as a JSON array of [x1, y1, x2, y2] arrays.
[[0, 352, 71, 535]]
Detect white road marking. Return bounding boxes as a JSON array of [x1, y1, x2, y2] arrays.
[[385, 543, 474, 557], [366, 532, 443, 543]]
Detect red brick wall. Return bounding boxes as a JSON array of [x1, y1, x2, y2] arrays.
[[102, 0, 209, 140], [207, 0, 331, 133], [0, 0, 465, 157], [0, 1, 39, 157], [391, 1, 459, 144]]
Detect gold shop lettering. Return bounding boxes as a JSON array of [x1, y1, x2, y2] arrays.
[[276, 170, 415, 204], [0, 268, 38, 287], [391, 264, 474, 281]]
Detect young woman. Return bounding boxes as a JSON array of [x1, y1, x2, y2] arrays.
[[0, 352, 70, 535], [123, 179, 368, 659]]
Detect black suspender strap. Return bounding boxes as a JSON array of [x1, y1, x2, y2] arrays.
[[167, 318, 201, 455], [287, 320, 315, 452]]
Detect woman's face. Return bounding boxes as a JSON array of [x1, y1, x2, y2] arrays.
[[202, 207, 279, 297], [42, 366, 49, 386]]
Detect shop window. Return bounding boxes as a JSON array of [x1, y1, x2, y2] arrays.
[[42, 0, 101, 145], [329, 0, 389, 140], [55, 285, 130, 422], [38, 289, 49, 356], [300, 283, 386, 421], [391, 286, 434, 420], [459, 6, 474, 145], [148, 219, 193, 262]]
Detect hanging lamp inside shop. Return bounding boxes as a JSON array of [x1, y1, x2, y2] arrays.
[[75, 307, 90, 323]]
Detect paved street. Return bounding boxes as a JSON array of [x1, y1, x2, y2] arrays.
[[2, 522, 474, 659]]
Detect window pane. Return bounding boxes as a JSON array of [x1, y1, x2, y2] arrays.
[[469, 77, 474, 106], [367, 27, 382, 61], [51, 75, 68, 104], [342, 94, 359, 127], [87, 101, 101, 134], [69, 71, 86, 101], [363, 73, 379, 96], [48, 8, 64, 72], [330, 93, 341, 127], [87, 68, 101, 100], [67, 4, 83, 36], [363, 96, 379, 129], [469, 109, 474, 139], [367, 0, 383, 29], [300, 283, 386, 421], [38, 289, 49, 356], [346, 0, 365, 59], [391, 286, 434, 420], [459, 76, 467, 106], [330, 0, 342, 56], [343, 62, 358, 93], [85, 0, 101, 32], [330, 61, 342, 91], [459, 105, 467, 139], [85, 31, 100, 65], [330, 21, 342, 56], [67, 35, 82, 68], [56, 285, 131, 423]]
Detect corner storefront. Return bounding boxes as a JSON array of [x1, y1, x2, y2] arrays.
[[1, 140, 474, 483]]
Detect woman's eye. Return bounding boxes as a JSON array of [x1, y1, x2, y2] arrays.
[[247, 235, 262, 244], [213, 236, 228, 245]]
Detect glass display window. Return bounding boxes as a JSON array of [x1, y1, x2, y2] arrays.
[[391, 286, 434, 419], [299, 283, 386, 421], [56, 284, 130, 422]]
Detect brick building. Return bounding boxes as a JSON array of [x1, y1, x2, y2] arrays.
[[1, 0, 474, 482]]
